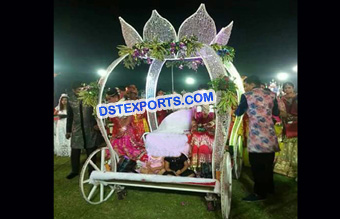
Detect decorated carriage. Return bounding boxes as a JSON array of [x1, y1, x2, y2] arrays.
[[79, 4, 245, 218]]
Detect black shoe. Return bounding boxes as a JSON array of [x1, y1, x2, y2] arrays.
[[207, 163, 212, 176], [117, 193, 124, 200], [117, 191, 126, 200], [66, 172, 78, 179], [242, 194, 266, 202], [200, 164, 205, 178], [121, 189, 127, 196], [201, 163, 209, 178]]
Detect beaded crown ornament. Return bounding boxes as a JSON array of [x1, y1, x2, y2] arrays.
[[118, 3, 233, 59]]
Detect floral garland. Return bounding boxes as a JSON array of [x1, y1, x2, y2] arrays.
[[117, 36, 202, 69], [165, 58, 204, 71], [210, 43, 235, 63], [117, 36, 235, 70], [208, 76, 238, 114], [77, 81, 101, 116]]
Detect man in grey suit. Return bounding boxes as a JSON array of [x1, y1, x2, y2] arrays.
[[65, 81, 102, 179]]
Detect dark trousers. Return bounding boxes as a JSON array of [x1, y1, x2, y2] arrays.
[[249, 152, 275, 197], [71, 147, 97, 174]]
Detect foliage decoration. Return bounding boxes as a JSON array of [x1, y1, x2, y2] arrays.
[[165, 58, 204, 71], [208, 76, 238, 114], [210, 43, 235, 63], [117, 35, 235, 70], [77, 81, 101, 116]]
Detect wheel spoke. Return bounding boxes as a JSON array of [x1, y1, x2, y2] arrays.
[[101, 148, 105, 171], [88, 185, 98, 200], [100, 184, 104, 201], [80, 147, 118, 204], [89, 160, 101, 171]]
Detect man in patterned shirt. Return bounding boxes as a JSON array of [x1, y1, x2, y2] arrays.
[[235, 75, 280, 201]]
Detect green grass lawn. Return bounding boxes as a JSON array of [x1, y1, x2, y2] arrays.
[[54, 155, 297, 219]]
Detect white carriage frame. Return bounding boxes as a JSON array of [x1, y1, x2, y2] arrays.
[[80, 4, 246, 219]]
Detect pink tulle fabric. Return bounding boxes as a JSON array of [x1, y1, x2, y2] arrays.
[[145, 109, 193, 157], [145, 133, 190, 157]]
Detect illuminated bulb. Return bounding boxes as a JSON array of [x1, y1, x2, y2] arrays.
[[277, 72, 289, 81], [185, 77, 195, 84], [97, 69, 106, 76]]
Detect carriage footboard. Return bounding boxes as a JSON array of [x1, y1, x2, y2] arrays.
[[89, 171, 220, 194]]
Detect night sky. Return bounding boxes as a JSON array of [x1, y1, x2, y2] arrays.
[[54, 0, 297, 103]]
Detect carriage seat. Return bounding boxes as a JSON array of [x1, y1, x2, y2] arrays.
[[143, 109, 193, 157]]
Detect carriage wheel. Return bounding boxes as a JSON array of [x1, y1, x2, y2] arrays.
[[221, 152, 232, 219], [79, 146, 118, 204], [233, 136, 244, 179]]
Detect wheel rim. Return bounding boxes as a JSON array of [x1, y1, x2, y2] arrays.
[[79, 147, 117, 204], [221, 152, 232, 219], [237, 136, 243, 178], [232, 139, 238, 179], [233, 135, 243, 179]]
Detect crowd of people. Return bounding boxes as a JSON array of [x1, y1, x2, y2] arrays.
[[54, 76, 297, 202], [54, 82, 216, 180], [103, 84, 214, 178]]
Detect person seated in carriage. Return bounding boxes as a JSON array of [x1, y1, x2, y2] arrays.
[[139, 155, 166, 175], [156, 89, 168, 125], [105, 88, 121, 137], [143, 106, 197, 177], [106, 88, 120, 103], [105, 88, 148, 162], [189, 84, 215, 178], [115, 85, 127, 102], [163, 153, 196, 177], [125, 84, 150, 145]]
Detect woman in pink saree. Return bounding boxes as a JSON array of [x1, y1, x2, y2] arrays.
[[109, 116, 147, 161], [105, 89, 147, 162]]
